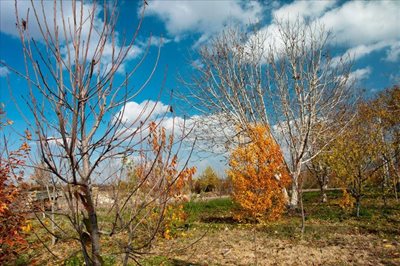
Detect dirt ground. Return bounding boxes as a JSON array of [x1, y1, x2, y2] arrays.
[[151, 227, 400, 266]]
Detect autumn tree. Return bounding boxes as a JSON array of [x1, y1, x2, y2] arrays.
[[369, 86, 400, 201], [228, 125, 290, 221], [328, 103, 381, 217], [3, 1, 192, 264], [193, 166, 221, 194]]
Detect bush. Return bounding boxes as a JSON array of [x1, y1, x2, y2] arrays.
[[228, 125, 290, 221]]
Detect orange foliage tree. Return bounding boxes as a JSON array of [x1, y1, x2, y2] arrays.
[[0, 106, 30, 263], [228, 125, 290, 221]]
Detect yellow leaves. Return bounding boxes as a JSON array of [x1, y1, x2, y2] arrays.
[[194, 166, 220, 193], [163, 229, 171, 240], [21, 222, 32, 233], [162, 203, 187, 239], [338, 189, 354, 210]]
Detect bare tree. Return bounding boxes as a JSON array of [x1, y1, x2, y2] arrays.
[[3, 1, 193, 264], [181, 27, 269, 150], [183, 19, 353, 208], [266, 19, 353, 208]]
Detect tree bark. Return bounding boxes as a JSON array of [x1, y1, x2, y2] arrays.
[[320, 183, 328, 203], [290, 165, 302, 208], [356, 198, 361, 217], [84, 185, 102, 266], [290, 180, 299, 207]]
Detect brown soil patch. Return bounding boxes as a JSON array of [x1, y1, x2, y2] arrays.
[[151, 227, 400, 265]]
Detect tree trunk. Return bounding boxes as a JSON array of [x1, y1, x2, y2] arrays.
[[290, 166, 302, 208], [84, 185, 103, 265], [51, 199, 56, 245], [320, 183, 328, 203], [282, 187, 289, 204], [355, 198, 361, 217], [290, 181, 299, 207], [299, 183, 305, 237], [45, 184, 57, 245], [389, 158, 399, 201]]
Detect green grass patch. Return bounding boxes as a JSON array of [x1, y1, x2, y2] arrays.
[[183, 192, 400, 241], [184, 197, 238, 223]]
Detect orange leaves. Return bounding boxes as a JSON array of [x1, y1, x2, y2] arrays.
[[0, 108, 30, 262], [24, 129, 32, 141], [0, 153, 29, 262], [19, 142, 30, 152], [228, 125, 290, 221]]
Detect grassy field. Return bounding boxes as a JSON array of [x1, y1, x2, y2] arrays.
[[17, 190, 400, 265]]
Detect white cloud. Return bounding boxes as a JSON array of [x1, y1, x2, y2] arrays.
[[319, 1, 399, 61], [117, 100, 170, 127], [332, 41, 393, 64], [262, 0, 400, 62], [348, 67, 372, 83], [142, 1, 263, 45], [385, 42, 400, 62], [344, 42, 390, 61], [320, 1, 399, 47], [244, 1, 338, 62], [0, 1, 96, 41], [272, 0, 337, 22], [0, 66, 10, 77], [148, 36, 171, 47], [190, 59, 204, 70]]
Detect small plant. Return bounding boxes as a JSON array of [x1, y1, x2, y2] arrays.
[[163, 204, 188, 239], [128, 123, 196, 240], [338, 189, 355, 210]]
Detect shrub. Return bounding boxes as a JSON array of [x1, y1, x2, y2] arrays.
[[228, 125, 290, 221]]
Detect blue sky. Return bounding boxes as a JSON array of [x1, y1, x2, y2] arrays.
[[0, 0, 399, 176]]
